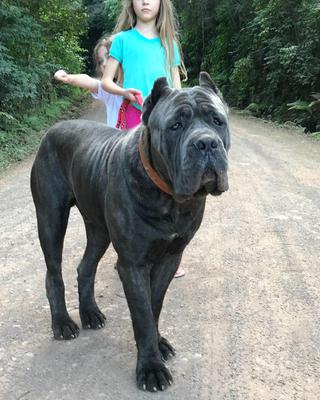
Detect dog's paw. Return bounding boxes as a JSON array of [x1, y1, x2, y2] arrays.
[[136, 358, 173, 392], [159, 336, 175, 361], [80, 307, 106, 329], [52, 317, 80, 340]]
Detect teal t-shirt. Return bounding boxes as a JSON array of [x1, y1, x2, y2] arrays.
[[110, 28, 180, 106]]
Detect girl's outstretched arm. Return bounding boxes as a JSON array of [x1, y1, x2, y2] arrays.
[[171, 67, 181, 89], [54, 70, 99, 93], [102, 57, 141, 102]]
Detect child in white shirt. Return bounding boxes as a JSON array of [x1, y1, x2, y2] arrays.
[[54, 35, 122, 128]]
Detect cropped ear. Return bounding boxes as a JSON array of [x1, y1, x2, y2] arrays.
[[199, 71, 224, 100], [142, 77, 171, 125]]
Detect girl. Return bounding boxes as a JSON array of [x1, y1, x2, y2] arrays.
[[54, 35, 122, 128], [101, 0, 187, 130], [102, 0, 187, 277]]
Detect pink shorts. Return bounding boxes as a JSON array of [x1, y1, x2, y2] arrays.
[[116, 100, 142, 130], [125, 104, 142, 129]]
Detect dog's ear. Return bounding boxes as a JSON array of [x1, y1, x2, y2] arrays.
[[199, 71, 223, 100], [142, 77, 171, 125]]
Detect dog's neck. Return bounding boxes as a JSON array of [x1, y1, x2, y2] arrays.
[[139, 128, 173, 196]]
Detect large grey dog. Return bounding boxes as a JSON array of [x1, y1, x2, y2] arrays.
[[31, 72, 230, 392]]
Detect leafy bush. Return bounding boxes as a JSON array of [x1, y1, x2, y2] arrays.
[[230, 57, 255, 107], [173, 0, 320, 132], [288, 94, 320, 133], [0, 1, 87, 128]]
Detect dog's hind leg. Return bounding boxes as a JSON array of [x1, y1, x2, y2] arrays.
[[77, 222, 110, 329], [31, 170, 79, 340]]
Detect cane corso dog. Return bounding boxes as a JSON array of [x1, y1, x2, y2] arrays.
[[30, 72, 230, 392]]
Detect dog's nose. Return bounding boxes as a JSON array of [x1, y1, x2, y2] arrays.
[[195, 136, 219, 152]]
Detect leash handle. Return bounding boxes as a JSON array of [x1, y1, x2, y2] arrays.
[[116, 99, 130, 130], [116, 95, 143, 130]]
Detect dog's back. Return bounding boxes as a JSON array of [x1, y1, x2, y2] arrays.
[[32, 120, 121, 173], [30, 119, 125, 226]]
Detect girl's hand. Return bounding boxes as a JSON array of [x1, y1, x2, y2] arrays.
[[123, 88, 142, 104], [54, 70, 70, 83], [135, 93, 144, 107]]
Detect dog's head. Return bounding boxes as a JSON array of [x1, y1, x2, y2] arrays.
[[142, 72, 230, 202]]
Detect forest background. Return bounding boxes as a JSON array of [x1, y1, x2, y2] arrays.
[[0, 0, 319, 167]]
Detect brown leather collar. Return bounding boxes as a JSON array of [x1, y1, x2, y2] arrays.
[[138, 132, 173, 196]]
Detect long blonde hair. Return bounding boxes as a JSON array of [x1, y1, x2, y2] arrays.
[[113, 0, 187, 81]]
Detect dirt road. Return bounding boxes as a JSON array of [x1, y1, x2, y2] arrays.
[[0, 102, 319, 400]]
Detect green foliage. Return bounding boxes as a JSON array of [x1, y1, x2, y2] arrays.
[[0, 1, 87, 126], [287, 94, 320, 132], [0, 1, 89, 168], [0, 92, 87, 169], [173, 0, 320, 132], [84, 0, 119, 33], [0, 5, 45, 112], [1, 0, 319, 166], [37, 1, 87, 73], [230, 57, 255, 107], [82, 0, 121, 73], [244, 103, 261, 116]]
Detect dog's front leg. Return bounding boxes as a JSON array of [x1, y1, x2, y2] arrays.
[[117, 262, 173, 392], [150, 252, 183, 361]]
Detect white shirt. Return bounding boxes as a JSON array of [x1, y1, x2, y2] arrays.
[[92, 81, 122, 128]]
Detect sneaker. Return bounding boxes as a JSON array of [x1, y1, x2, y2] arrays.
[[174, 266, 185, 278]]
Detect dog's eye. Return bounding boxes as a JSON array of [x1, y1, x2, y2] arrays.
[[171, 122, 182, 131], [212, 117, 223, 126]]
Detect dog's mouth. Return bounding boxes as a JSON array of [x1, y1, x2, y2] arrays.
[[197, 170, 229, 197], [173, 170, 229, 202], [171, 147, 229, 203]]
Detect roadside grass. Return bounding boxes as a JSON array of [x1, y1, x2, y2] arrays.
[[0, 90, 90, 170], [233, 109, 320, 140], [310, 131, 320, 139]]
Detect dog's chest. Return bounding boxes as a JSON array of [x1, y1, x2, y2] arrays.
[[159, 203, 196, 239]]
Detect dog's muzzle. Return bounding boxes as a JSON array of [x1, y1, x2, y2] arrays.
[[174, 132, 228, 200], [193, 133, 228, 195]]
